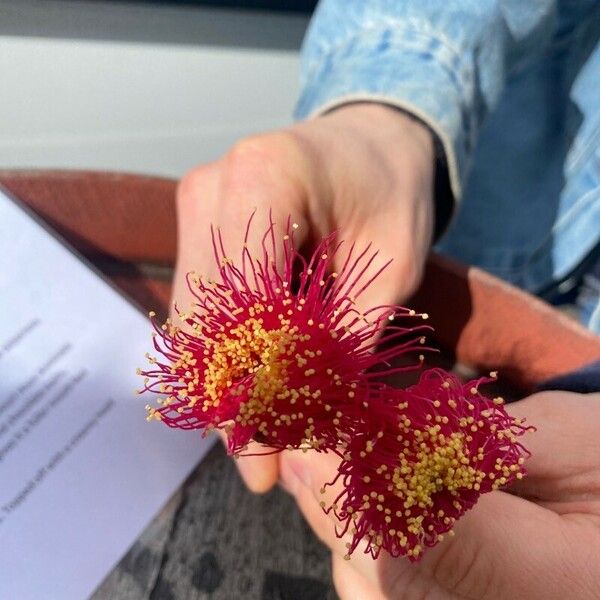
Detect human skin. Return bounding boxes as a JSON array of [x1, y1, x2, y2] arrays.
[[172, 103, 435, 492], [279, 391, 600, 600]]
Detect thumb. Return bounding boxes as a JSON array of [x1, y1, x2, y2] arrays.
[[503, 391, 600, 502]]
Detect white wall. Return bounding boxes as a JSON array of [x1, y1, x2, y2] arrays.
[[0, 1, 306, 178]]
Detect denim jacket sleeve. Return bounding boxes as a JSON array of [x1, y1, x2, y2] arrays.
[[295, 0, 557, 202]]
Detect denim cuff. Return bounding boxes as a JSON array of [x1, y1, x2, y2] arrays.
[[538, 359, 600, 393], [294, 25, 476, 204]]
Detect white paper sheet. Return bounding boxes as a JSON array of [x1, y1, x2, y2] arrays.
[[0, 190, 213, 599]]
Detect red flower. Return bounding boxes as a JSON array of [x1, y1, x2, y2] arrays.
[[326, 369, 534, 561], [140, 214, 430, 455]]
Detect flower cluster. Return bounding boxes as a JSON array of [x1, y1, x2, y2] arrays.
[[325, 369, 531, 561], [139, 214, 533, 561], [140, 215, 430, 454]]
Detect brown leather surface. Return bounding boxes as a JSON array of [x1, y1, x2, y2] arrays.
[[3, 169, 599, 393], [410, 255, 600, 391], [0, 169, 177, 264]]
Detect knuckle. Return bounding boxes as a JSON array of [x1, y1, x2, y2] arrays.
[[225, 131, 300, 168], [223, 136, 273, 180], [177, 130, 308, 217], [177, 164, 213, 206], [220, 131, 308, 209], [223, 131, 303, 182]]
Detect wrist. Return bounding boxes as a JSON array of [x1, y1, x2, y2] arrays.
[[289, 102, 435, 202], [321, 102, 434, 173]]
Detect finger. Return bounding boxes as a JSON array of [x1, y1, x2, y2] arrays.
[[172, 162, 222, 320], [175, 141, 311, 311], [344, 214, 428, 317], [174, 144, 311, 494], [505, 391, 600, 501], [216, 430, 279, 494], [422, 489, 599, 599], [208, 142, 309, 493], [174, 165, 279, 493], [330, 211, 433, 363], [235, 445, 280, 494], [201, 135, 311, 278], [279, 451, 347, 550], [217, 136, 309, 224], [331, 553, 384, 600]]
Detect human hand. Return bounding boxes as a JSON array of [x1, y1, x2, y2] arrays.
[[279, 391, 600, 599], [173, 103, 435, 493]]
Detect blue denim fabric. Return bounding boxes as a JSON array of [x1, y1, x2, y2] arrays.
[[295, 0, 600, 333], [539, 359, 600, 393]]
